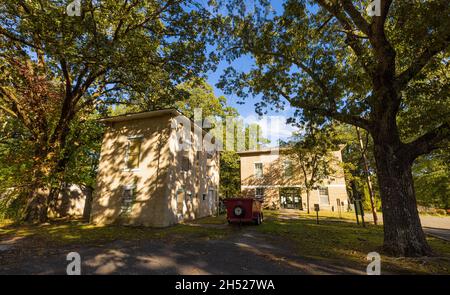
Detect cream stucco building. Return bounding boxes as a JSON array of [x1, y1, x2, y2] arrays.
[[238, 148, 349, 212], [91, 109, 220, 227]]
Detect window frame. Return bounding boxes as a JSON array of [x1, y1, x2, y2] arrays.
[[255, 187, 265, 200], [254, 162, 263, 178], [283, 159, 293, 178], [124, 136, 143, 171], [206, 164, 214, 179], [319, 187, 330, 205], [181, 156, 191, 172], [120, 185, 136, 214]]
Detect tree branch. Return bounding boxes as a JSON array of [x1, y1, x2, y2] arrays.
[[72, 66, 90, 95], [406, 121, 450, 160], [60, 59, 72, 97], [0, 87, 36, 138], [395, 33, 450, 92], [280, 91, 371, 130], [315, 0, 372, 73], [370, 0, 392, 35], [340, 0, 371, 36], [0, 26, 39, 49], [123, 0, 182, 35]]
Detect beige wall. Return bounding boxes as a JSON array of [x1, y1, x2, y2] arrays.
[[91, 114, 173, 227], [242, 187, 279, 210], [91, 112, 219, 227], [48, 184, 92, 218], [239, 149, 349, 211], [165, 116, 220, 225]]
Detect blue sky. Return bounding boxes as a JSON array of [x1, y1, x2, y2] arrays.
[[204, 0, 298, 143], [205, 55, 299, 145]]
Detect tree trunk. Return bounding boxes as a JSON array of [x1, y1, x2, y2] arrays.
[[373, 142, 433, 257], [22, 119, 75, 223], [23, 184, 50, 223], [23, 141, 67, 223], [82, 186, 94, 222], [47, 186, 62, 216], [306, 189, 310, 214], [22, 143, 51, 223]]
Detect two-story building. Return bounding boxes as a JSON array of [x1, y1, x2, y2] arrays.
[[238, 148, 349, 212], [90, 109, 220, 227]]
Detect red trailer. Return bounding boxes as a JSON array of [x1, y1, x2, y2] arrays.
[[224, 198, 264, 225]]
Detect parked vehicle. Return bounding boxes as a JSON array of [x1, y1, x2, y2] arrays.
[[224, 198, 263, 225]]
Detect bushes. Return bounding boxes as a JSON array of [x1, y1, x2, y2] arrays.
[[417, 206, 449, 216], [0, 188, 27, 221]]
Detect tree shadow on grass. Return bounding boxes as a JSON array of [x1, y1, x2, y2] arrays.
[[1, 214, 449, 274], [255, 213, 450, 274]]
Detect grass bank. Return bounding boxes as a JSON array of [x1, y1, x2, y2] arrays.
[[255, 210, 450, 274], [0, 218, 230, 246]]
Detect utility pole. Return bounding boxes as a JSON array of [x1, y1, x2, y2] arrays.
[[356, 127, 378, 225]]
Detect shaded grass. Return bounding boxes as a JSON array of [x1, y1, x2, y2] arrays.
[[0, 219, 14, 228], [256, 211, 450, 274], [2, 212, 449, 274], [190, 214, 228, 225], [0, 218, 230, 246]]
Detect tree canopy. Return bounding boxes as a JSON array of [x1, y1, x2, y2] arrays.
[[0, 0, 218, 221]]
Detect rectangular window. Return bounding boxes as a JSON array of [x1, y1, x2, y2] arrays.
[[181, 156, 191, 171], [126, 139, 141, 170], [255, 187, 265, 200], [254, 162, 263, 178], [283, 160, 293, 177], [208, 189, 216, 210], [206, 164, 214, 178], [319, 187, 329, 205], [121, 186, 135, 214], [319, 187, 328, 195], [177, 189, 184, 215]]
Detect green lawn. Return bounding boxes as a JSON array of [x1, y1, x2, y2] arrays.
[[256, 210, 450, 274], [0, 218, 230, 246], [1, 212, 449, 274]]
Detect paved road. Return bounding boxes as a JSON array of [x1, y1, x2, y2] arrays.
[[363, 214, 450, 241], [0, 229, 364, 275], [277, 209, 450, 241], [420, 216, 450, 241]]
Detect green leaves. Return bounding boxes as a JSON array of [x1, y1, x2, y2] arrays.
[[413, 148, 450, 209], [282, 124, 340, 190], [219, 150, 241, 198], [0, 0, 219, 220], [175, 79, 238, 118]]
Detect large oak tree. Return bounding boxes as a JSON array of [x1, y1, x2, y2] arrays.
[[215, 0, 449, 256], [0, 0, 216, 222]]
